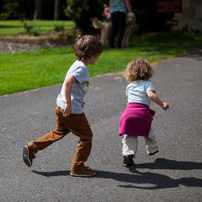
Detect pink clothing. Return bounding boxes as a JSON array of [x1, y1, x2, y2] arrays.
[[119, 103, 155, 137], [104, 8, 110, 15]]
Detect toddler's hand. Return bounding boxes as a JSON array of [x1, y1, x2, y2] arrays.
[[161, 102, 169, 111], [63, 103, 72, 117]]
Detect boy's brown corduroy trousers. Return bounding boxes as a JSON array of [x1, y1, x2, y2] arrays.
[[28, 105, 93, 171]]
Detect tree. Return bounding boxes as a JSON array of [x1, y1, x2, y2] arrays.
[[65, 0, 103, 32], [0, 0, 26, 20], [54, 0, 61, 20], [33, 0, 42, 19]]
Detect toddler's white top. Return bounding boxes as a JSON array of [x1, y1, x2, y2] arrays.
[[126, 80, 155, 106]]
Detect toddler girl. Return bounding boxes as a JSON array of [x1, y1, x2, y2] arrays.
[[119, 59, 169, 165]]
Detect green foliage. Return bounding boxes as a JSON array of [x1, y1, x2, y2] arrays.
[[132, 0, 168, 33], [0, 0, 26, 21], [0, 13, 8, 20], [30, 27, 40, 36], [66, 31, 77, 39], [65, 0, 102, 32], [23, 22, 34, 34], [53, 24, 65, 31], [0, 0, 68, 20], [174, 23, 201, 35]]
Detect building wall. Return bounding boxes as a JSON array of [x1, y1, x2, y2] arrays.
[[174, 0, 202, 32]]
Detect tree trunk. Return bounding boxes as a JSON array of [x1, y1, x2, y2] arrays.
[[54, 0, 61, 20], [33, 0, 42, 19]]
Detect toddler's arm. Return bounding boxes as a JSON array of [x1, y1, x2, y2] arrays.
[[147, 90, 169, 111], [63, 75, 76, 117]]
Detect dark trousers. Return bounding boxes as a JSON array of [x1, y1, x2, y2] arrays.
[[28, 105, 93, 171], [109, 11, 126, 48]]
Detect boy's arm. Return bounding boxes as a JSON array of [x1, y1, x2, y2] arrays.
[[147, 90, 169, 111], [63, 75, 76, 117]]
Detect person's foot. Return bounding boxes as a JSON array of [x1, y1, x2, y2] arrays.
[[148, 150, 159, 156], [70, 166, 96, 177], [123, 155, 134, 165], [23, 145, 35, 167]]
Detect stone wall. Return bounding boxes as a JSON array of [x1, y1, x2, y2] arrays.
[[0, 38, 75, 54], [174, 0, 202, 32]]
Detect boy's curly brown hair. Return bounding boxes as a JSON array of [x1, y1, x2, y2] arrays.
[[124, 59, 154, 82], [74, 35, 103, 60]]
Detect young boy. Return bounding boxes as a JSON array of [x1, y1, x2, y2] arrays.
[[23, 35, 103, 177]]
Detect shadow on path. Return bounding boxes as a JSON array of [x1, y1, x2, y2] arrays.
[[136, 158, 202, 170], [31, 158, 202, 190], [179, 46, 202, 60], [31, 170, 69, 177]]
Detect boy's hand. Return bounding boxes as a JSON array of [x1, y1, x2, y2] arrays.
[[161, 102, 169, 111], [63, 103, 72, 117], [82, 101, 85, 108], [63, 75, 76, 117]]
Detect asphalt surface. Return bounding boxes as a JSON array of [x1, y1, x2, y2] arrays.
[[0, 47, 202, 202]]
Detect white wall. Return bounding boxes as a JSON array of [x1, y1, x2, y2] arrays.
[[174, 0, 202, 32]]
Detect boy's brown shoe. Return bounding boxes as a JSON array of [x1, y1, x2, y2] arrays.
[[70, 166, 96, 177], [23, 145, 35, 167]]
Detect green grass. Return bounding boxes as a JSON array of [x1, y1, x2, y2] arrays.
[[1, 32, 202, 96], [0, 20, 75, 36]]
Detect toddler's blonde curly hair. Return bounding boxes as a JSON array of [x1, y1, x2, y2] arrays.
[[124, 59, 154, 82]]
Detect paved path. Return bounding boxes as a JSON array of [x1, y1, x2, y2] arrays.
[[0, 48, 202, 202]]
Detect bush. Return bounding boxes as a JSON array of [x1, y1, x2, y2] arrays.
[[53, 24, 65, 31], [66, 31, 77, 39], [31, 28, 40, 36], [23, 22, 34, 34], [23, 22, 41, 35], [65, 0, 102, 32]]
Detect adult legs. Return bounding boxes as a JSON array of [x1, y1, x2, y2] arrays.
[[109, 12, 119, 48], [116, 12, 126, 48]]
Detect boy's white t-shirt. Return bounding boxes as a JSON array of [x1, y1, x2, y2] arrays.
[[56, 61, 89, 114], [126, 80, 155, 106]]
